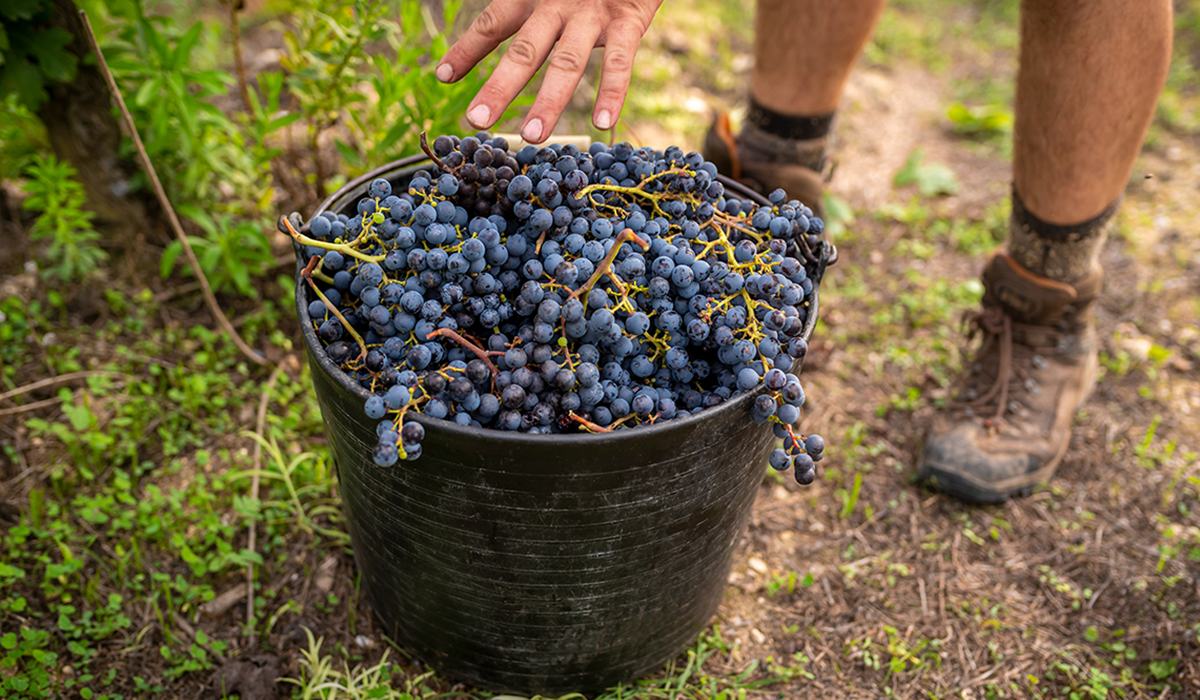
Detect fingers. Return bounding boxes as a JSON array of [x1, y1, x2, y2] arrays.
[[437, 0, 533, 84], [592, 19, 644, 131], [520, 21, 604, 143], [464, 10, 565, 131]]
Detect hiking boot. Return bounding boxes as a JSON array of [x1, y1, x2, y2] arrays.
[[916, 252, 1103, 503], [702, 112, 829, 218]]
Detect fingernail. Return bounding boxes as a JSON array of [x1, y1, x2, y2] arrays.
[[436, 63, 453, 82], [522, 118, 543, 144], [467, 104, 491, 128], [595, 109, 612, 130]]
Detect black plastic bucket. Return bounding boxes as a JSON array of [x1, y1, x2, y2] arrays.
[[293, 154, 828, 695]]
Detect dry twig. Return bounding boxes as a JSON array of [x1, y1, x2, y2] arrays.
[[78, 10, 267, 368], [0, 370, 127, 403]]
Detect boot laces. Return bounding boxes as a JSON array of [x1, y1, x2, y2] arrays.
[[950, 305, 1060, 427]]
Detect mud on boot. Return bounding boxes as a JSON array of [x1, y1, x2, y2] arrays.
[[916, 252, 1103, 503]]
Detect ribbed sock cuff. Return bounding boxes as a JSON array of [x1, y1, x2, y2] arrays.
[[746, 97, 835, 142], [1008, 186, 1117, 282]]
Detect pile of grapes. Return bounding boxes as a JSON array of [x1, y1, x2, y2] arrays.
[[286, 133, 828, 484]]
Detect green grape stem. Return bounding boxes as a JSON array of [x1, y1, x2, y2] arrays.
[[281, 215, 386, 263], [576, 166, 694, 219], [302, 256, 367, 362]]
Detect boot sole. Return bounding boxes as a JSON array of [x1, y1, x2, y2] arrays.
[[918, 446, 1066, 505]]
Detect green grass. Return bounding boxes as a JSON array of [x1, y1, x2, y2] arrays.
[[283, 626, 815, 700], [0, 290, 342, 697]]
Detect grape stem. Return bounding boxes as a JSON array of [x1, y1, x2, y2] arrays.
[[576, 166, 694, 219], [782, 422, 810, 455], [567, 412, 611, 433], [301, 256, 368, 363], [280, 216, 386, 263], [607, 414, 636, 430], [425, 328, 500, 377], [712, 212, 764, 244], [419, 131, 454, 175], [568, 227, 649, 303]]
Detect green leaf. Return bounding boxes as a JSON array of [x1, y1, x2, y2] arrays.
[[160, 241, 184, 279], [1149, 659, 1177, 679], [179, 544, 201, 566], [1, 0, 41, 20], [138, 17, 169, 64], [168, 22, 203, 71], [894, 148, 959, 197], [25, 27, 77, 83], [334, 138, 362, 167], [0, 57, 47, 110], [201, 244, 221, 271], [134, 75, 161, 107], [268, 112, 302, 133], [947, 102, 1013, 136]]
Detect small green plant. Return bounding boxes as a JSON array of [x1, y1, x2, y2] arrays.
[[162, 206, 273, 297], [285, 628, 438, 700], [838, 471, 864, 520], [765, 570, 814, 597], [881, 624, 942, 677], [1, 627, 59, 699], [946, 102, 1013, 137], [20, 154, 107, 282], [893, 148, 959, 197], [235, 431, 348, 545]]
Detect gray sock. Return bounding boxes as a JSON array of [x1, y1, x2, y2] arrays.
[[737, 119, 831, 174], [1008, 186, 1117, 282]]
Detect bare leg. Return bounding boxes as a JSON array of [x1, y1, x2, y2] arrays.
[[918, 0, 1174, 503], [751, 0, 888, 115], [1013, 0, 1173, 224]]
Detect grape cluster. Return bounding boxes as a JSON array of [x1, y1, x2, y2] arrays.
[[286, 133, 828, 485]]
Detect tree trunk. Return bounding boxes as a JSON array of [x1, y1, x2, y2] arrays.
[[36, 0, 151, 248]]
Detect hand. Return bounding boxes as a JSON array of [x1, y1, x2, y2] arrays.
[[435, 0, 664, 144]]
